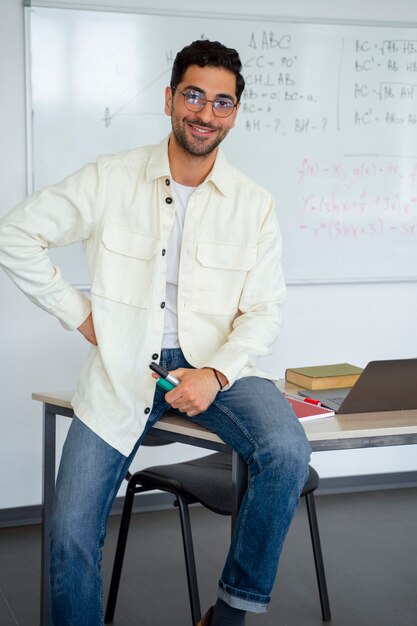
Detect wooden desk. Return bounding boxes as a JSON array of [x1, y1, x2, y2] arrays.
[[282, 381, 417, 450], [33, 386, 417, 626]]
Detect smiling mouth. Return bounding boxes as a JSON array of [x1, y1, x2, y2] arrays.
[[187, 121, 217, 136]]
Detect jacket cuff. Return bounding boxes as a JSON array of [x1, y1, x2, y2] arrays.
[[52, 287, 92, 330], [203, 349, 249, 391]]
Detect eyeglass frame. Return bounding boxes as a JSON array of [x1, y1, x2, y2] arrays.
[[171, 86, 238, 118]]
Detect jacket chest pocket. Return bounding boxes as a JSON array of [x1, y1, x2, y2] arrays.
[[92, 224, 158, 308], [192, 242, 257, 315]]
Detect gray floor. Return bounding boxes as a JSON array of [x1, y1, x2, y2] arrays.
[[0, 488, 417, 626]]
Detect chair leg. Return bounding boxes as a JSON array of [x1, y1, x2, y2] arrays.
[[304, 492, 331, 621], [175, 495, 202, 626], [105, 484, 136, 623]]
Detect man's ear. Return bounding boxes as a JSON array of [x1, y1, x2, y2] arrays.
[[164, 86, 173, 116]]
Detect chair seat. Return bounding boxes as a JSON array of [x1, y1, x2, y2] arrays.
[[136, 453, 319, 516]]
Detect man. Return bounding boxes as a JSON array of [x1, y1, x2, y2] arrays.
[[0, 40, 311, 625]]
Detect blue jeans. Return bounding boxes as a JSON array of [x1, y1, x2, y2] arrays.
[[50, 349, 311, 624]]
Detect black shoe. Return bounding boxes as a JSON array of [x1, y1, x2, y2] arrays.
[[197, 606, 213, 626]]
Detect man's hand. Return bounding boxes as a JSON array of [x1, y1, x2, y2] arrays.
[[77, 312, 97, 346], [152, 367, 226, 417]]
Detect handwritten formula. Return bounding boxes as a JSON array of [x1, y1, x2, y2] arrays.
[[240, 29, 417, 136], [233, 25, 417, 263]]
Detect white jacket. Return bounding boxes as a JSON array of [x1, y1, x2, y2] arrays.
[[0, 135, 286, 455]]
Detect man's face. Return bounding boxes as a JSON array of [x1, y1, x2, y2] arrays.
[[165, 64, 240, 158]]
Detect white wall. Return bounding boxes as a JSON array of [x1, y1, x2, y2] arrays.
[[1, 0, 417, 510]]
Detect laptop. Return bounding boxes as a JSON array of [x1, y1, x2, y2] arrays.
[[298, 358, 417, 414]]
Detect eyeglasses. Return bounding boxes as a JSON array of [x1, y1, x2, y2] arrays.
[[172, 87, 237, 118]]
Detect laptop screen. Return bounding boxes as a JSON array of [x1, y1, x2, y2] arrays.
[[337, 358, 417, 414]]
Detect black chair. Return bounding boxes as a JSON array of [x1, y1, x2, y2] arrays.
[[105, 449, 331, 625]]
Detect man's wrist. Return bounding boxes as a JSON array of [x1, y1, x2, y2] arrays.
[[203, 367, 228, 390], [214, 369, 228, 389]]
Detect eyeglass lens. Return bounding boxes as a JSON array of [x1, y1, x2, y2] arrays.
[[182, 89, 235, 117]]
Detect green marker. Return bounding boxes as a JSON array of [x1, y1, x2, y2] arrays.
[[156, 377, 176, 391], [149, 361, 180, 391]]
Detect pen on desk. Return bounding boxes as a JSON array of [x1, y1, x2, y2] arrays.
[[302, 397, 322, 406]]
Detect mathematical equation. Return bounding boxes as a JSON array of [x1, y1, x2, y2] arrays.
[[241, 30, 327, 135], [296, 155, 417, 239], [238, 29, 417, 135], [244, 116, 328, 134], [353, 37, 417, 128], [299, 219, 417, 239], [297, 157, 417, 184], [301, 192, 417, 218]]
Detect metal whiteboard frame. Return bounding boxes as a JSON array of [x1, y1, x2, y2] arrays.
[[21, 1, 417, 28]]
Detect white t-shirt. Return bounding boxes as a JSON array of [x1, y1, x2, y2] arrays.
[[161, 180, 196, 348]]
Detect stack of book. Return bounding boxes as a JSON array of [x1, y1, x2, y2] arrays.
[[285, 363, 363, 390]]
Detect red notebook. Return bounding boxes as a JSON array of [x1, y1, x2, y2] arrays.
[[283, 393, 335, 421]]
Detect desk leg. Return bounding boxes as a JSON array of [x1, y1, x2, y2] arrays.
[[41, 405, 56, 626], [231, 451, 248, 535]]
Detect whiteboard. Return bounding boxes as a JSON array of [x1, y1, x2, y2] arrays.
[[26, 6, 417, 284]]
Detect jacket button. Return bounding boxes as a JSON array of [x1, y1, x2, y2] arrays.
[[160, 302, 165, 308], [165, 197, 173, 204], [144, 407, 150, 414], [152, 353, 159, 360], [165, 178, 170, 186], [162, 249, 166, 256]]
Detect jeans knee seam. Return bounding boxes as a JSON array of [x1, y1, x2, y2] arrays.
[[210, 402, 265, 580], [233, 484, 252, 562], [99, 454, 130, 540], [97, 454, 130, 621], [212, 399, 257, 451], [212, 399, 265, 474]]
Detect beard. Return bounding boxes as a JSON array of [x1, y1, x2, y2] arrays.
[[170, 111, 230, 158]]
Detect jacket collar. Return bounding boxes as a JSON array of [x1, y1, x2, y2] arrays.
[[145, 135, 171, 182], [145, 134, 232, 197], [205, 148, 232, 197]]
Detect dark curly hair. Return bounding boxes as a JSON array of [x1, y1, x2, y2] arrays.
[[170, 39, 245, 102]]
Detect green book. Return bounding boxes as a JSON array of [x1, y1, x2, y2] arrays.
[[285, 363, 363, 390]]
